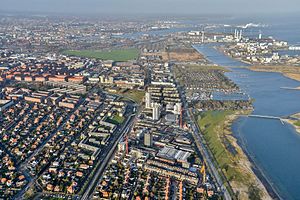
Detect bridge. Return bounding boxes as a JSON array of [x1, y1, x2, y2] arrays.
[[247, 114, 285, 124], [289, 46, 300, 51], [280, 87, 300, 90]]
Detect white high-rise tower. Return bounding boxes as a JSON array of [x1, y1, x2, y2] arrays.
[[152, 103, 161, 121], [145, 92, 152, 109], [258, 30, 262, 40], [239, 30, 243, 40]]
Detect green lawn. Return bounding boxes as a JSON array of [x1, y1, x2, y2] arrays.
[[63, 48, 139, 61], [120, 90, 145, 104], [108, 115, 125, 125], [197, 111, 249, 183], [294, 120, 300, 127]]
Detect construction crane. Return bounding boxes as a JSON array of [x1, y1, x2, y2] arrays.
[[200, 161, 206, 185], [125, 134, 129, 155]]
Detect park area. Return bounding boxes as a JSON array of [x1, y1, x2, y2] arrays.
[[63, 48, 139, 61], [197, 110, 265, 199]]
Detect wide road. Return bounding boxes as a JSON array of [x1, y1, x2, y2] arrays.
[[81, 110, 136, 200], [174, 67, 232, 200]]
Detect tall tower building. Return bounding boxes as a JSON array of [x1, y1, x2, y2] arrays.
[[145, 92, 152, 109], [144, 132, 153, 147], [174, 102, 182, 115], [152, 103, 161, 121]]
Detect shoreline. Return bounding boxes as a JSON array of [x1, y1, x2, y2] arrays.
[[232, 117, 282, 200], [193, 44, 297, 199], [283, 119, 300, 134], [282, 113, 300, 134], [214, 46, 253, 66], [215, 45, 300, 83], [225, 112, 274, 200], [249, 66, 300, 83]]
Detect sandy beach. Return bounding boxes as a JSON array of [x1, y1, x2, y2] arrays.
[[282, 113, 300, 134], [224, 112, 273, 200]]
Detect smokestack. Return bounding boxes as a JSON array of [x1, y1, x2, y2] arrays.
[[239, 30, 243, 40]]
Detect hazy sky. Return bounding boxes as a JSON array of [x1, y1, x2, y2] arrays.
[[1, 0, 300, 15]]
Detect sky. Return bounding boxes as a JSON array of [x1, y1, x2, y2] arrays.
[[1, 0, 300, 16]]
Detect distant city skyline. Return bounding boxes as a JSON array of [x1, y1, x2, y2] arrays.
[[1, 0, 300, 16]]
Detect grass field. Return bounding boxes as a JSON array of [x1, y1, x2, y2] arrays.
[[294, 120, 300, 127], [108, 115, 125, 125], [63, 48, 139, 61], [119, 90, 145, 104], [197, 111, 250, 183]]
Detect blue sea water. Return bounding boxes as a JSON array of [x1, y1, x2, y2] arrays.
[[229, 67, 300, 199], [194, 43, 300, 199]]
